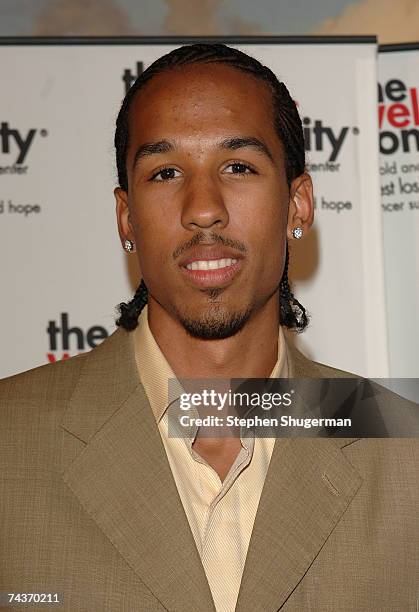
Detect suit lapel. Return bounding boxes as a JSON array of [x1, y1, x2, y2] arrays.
[[236, 339, 363, 611], [61, 329, 215, 612], [235, 436, 362, 611]]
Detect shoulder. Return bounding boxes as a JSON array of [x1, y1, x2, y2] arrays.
[[0, 327, 134, 436], [0, 353, 92, 477], [285, 337, 359, 379], [0, 352, 88, 403], [0, 327, 130, 407], [286, 337, 418, 436], [307, 359, 359, 379], [0, 352, 89, 428]]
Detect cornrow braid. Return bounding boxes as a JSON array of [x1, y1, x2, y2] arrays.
[[117, 279, 148, 331], [279, 244, 309, 330], [115, 42, 309, 332]]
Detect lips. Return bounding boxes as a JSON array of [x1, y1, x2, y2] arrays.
[[178, 245, 244, 267], [178, 245, 244, 289], [185, 258, 238, 271]]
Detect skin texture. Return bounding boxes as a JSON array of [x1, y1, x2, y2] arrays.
[[115, 63, 314, 479]]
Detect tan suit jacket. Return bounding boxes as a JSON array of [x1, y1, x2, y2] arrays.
[[0, 328, 418, 611]]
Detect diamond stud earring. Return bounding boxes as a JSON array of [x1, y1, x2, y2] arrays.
[[123, 239, 135, 252], [292, 227, 303, 240]]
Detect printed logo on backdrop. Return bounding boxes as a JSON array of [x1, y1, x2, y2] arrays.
[[46, 313, 109, 362], [122, 61, 144, 94], [0, 121, 48, 176], [379, 78, 419, 214], [0, 121, 48, 219], [302, 112, 359, 215], [303, 116, 359, 167]]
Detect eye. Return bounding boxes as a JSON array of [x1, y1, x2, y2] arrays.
[[150, 167, 182, 182], [224, 162, 255, 175]]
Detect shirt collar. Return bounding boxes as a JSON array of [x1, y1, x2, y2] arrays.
[[134, 304, 289, 423]]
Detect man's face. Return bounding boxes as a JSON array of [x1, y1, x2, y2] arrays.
[[116, 62, 311, 338]]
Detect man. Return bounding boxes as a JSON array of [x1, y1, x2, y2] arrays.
[[0, 43, 418, 612]]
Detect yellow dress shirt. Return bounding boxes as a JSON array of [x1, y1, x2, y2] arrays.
[[133, 306, 289, 612]]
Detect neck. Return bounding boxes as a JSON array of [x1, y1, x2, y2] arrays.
[[147, 295, 280, 380]]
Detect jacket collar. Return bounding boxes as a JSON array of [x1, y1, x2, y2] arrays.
[[61, 327, 362, 611]]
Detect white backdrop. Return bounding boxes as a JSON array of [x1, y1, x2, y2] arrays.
[[0, 37, 388, 378], [378, 44, 419, 378]]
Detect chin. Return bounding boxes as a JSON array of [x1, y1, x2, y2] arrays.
[[174, 302, 253, 340]]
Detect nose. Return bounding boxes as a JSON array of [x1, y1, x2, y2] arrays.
[[181, 172, 229, 231]]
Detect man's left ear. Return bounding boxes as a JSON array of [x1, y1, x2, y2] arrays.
[[286, 172, 314, 240], [115, 187, 136, 248]]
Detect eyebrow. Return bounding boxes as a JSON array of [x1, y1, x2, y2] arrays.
[[131, 135, 275, 170], [219, 137, 274, 163], [132, 140, 174, 169]]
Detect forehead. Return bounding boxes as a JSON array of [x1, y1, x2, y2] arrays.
[[127, 62, 277, 144]]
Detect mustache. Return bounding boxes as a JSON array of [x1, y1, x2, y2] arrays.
[[172, 232, 248, 261]]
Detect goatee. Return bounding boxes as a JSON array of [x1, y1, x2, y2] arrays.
[[178, 306, 253, 340]]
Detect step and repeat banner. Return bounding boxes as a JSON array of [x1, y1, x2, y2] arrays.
[[378, 44, 419, 378], [0, 37, 389, 378]]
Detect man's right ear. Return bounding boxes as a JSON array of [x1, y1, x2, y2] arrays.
[[114, 187, 135, 249]]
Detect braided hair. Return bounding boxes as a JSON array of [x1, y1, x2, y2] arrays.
[[115, 42, 308, 332]]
